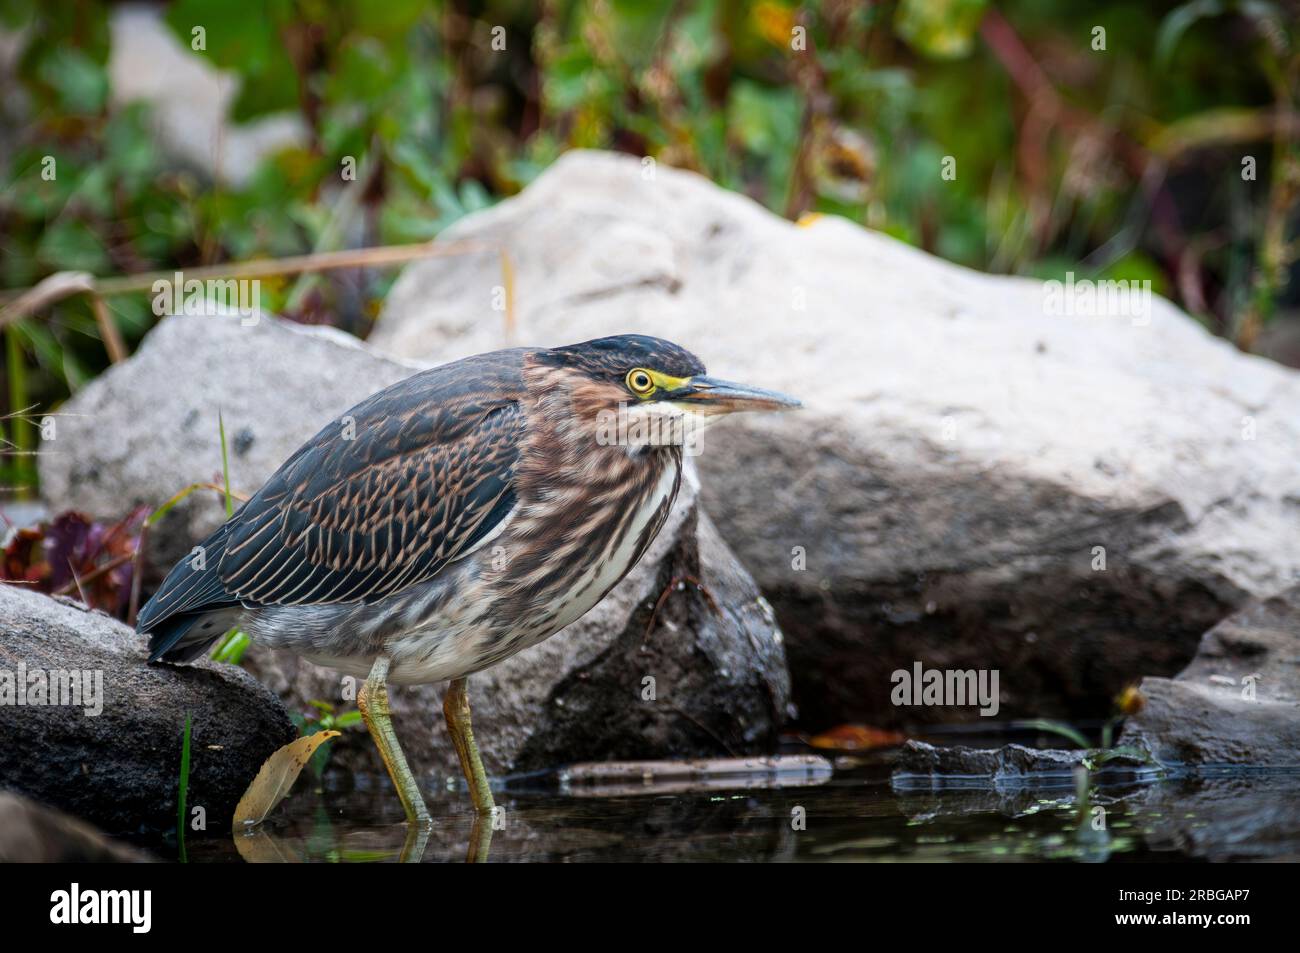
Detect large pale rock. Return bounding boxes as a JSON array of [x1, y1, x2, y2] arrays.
[[0, 585, 294, 839], [1120, 582, 1300, 766], [369, 149, 1300, 728], [41, 314, 416, 576], [38, 312, 791, 777]]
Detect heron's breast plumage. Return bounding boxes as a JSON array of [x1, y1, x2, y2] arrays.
[[248, 363, 684, 684], [346, 447, 681, 684]]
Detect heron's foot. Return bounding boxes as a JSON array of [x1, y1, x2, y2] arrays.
[[359, 656, 432, 827], [444, 676, 496, 816]]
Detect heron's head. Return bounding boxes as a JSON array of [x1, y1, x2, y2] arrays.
[[539, 334, 801, 446]]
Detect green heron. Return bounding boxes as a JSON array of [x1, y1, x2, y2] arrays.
[[137, 334, 799, 826]]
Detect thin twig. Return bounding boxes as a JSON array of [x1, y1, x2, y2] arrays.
[[128, 524, 146, 626], [54, 551, 133, 598], [0, 239, 501, 321], [0, 272, 95, 327], [90, 295, 128, 364], [67, 559, 88, 604]]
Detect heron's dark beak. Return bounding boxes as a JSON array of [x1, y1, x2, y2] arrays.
[[667, 375, 802, 415]]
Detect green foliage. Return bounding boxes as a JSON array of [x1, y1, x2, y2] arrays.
[[211, 630, 251, 665], [1, 0, 1295, 464], [895, 0, 989, 59]]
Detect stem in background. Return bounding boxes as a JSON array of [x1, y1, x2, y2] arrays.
[[90, 295, 128, 364], [1240, 52, 1300, 349], [498, 249, 517, 341], [284, 145, 382, 314], [0, 238, 500, 320], [218, 411, 234, 519], [5, 327, 31, 499], [52, 550, 134, 597], [128, 523, 146, 627]]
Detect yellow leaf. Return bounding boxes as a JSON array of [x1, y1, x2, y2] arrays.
[[232, 730, 339, 830], [1116, 684, 1146, 716], [752, 2, 796, 48]]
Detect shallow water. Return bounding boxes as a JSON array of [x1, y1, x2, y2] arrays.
[[189, 752, 1300, 863]]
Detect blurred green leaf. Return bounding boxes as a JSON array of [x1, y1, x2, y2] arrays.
[[164, 0, 299, 118], [895, 0, 989, 59], [35, 220, 109, 273], [38, 47, 107, 113], [1155, 0, 1225, 66], [728, 80, 800, 155]]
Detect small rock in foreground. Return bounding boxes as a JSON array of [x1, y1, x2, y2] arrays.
[[0, 585, 296, 839]]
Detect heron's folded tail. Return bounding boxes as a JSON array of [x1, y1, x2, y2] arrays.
[[146, 609, 242, 663], [137, 523, 242, 663]]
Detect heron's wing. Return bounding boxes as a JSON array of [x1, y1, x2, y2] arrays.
[[216, 350, 528, 606]]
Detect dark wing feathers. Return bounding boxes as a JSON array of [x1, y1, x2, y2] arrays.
[[221, 401, 522, 605], [137, 347, 529, 634]]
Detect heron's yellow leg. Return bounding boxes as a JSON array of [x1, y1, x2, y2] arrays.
[[358, 656, 430, 826], [443, 676, 496, 816]]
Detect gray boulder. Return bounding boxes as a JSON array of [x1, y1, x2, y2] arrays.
[[1120, 582, 1300, 766], [369, 149, 1300, 728], [0, 584, 295, 838], [37, 312, 791, 778], [40, 313, 416, 577]]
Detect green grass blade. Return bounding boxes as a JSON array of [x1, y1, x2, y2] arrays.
[[5, 325, 33, 497], [211, 628, 250, 665], [1011, 718, 1091, 749], [218, 410, 234, 518], [177, 713, 192, 863]]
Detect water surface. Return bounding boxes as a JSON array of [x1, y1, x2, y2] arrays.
[[191, 751, 1300, 863]]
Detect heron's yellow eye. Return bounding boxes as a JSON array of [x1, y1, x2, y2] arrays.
[[626, 368, 655, 396]]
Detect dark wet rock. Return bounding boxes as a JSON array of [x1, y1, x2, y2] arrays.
[[894, 740, 1087, 782], [246, 493, 792, 779], [1120, 583, 1300, 766], [0, 585, 296, 838], [369, 150, 1300, 731], [0, 791, 152, 862], [891, 740, 1151, 788]]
